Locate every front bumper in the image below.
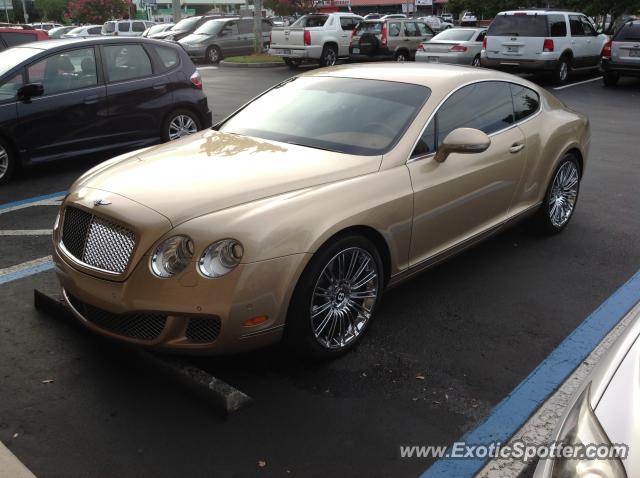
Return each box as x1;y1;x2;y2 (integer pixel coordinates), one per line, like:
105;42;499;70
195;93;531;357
53;243;310;355
181;43;207;59
601;58;640;76
481;56;557;72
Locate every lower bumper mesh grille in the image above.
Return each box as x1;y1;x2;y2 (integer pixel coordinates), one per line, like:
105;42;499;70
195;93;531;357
66;293;167;341
186;317;221;343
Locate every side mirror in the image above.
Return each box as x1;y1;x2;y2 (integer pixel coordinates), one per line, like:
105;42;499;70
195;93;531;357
17;83;44;103
434;127;491;163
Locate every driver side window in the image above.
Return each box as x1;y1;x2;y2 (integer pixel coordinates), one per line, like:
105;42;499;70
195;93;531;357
0;72;24;103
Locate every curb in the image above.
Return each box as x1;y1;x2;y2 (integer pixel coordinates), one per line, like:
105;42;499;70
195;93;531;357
219;60;285;68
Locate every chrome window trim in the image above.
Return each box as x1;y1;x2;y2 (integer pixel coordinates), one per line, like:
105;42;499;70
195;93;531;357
406;78;542;164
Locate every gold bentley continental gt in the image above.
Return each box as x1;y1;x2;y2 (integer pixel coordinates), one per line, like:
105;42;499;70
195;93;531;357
52;64;589;358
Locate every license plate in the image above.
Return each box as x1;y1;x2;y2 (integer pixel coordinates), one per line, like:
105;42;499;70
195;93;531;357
507;46;518;53
352;48;360;54
630;49;640;57
427;56;439;62
273;49;291;55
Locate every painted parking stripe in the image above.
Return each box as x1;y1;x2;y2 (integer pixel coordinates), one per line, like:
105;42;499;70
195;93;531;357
0;191;66;212
553;76;602;90
0;441;36;478
421;268;640;478
0;230;53;236
0;256;54;285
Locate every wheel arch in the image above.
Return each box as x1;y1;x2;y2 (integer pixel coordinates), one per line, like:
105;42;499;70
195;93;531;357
162;103;206;133
323;41;339;52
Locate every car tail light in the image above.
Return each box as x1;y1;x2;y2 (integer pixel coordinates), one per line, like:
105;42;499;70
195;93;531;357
381;24;388;46
602;39;612;59
449;44;467;52
190;71;202;89
543;38;554;52
303;29;311;46
417;43;425;52
482;37;487;49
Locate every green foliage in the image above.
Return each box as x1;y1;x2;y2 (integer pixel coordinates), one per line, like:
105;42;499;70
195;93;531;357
35;0;68;21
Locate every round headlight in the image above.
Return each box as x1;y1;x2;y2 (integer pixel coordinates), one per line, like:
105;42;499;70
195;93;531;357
198;239;243;278
150;235;194;278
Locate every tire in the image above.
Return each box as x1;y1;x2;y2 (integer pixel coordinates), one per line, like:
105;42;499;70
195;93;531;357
552;57;570;85
320;44;338;67
603;71;619;87
205;46;222;64
359;33;380;56
472;55;481;67
162;109;201;142
0;138;16;185
394;50;409;62
529;153;581;234
284;234;384;359
284;57;302;69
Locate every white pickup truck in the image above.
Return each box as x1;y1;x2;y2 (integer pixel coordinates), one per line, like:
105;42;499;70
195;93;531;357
269;12;363;67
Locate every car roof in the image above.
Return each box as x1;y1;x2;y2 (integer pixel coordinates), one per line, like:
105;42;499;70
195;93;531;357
11;36;181;51
300;63;534;99
499;10;583;15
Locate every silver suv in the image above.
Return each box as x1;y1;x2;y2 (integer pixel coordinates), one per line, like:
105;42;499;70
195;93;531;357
481;10;608;84
601;20;640;86
349;19;434;62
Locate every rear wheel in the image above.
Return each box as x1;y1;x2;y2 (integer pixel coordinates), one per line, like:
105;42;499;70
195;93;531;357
206;46;222;64
162;109;201;142
472;55;481;67
603;71;619;87
0;139;16;185
394;50;409;62
320;44;338;67
284;57;302;69
284;234;384;359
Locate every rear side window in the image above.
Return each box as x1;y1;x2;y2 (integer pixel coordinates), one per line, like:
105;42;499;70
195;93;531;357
1;32;37;46
132;22;146;32
88;27;101;35
416;23;432;36
238;19;253;34
340;17;356;31
510;84;540;121
152;45;179;70
291;15;328;28
404;22;419;37
118;21;131;33
548;15;567;37
488;14;548;37
569;16;584;36
356;22;382;34
104;44;152;82
388;22;401;37
615;23;640;41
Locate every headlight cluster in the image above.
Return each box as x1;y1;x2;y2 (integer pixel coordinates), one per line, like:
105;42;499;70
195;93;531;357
150;236;243;279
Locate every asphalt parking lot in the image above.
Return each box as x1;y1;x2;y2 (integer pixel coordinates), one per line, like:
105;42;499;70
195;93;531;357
1;65;639;478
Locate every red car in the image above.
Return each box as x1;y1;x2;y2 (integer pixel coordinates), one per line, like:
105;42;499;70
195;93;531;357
0;25;48;51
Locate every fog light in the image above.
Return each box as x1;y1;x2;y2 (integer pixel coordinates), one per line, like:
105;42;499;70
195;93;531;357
243;315;268;327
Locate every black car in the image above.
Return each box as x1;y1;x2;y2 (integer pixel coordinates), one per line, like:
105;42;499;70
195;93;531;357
0;37;212;184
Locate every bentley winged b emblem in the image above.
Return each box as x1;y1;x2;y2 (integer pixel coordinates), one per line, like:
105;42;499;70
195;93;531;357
93;199;112;207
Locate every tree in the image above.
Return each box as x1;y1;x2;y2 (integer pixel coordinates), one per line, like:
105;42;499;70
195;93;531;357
67;0;128;24
35;0;67;21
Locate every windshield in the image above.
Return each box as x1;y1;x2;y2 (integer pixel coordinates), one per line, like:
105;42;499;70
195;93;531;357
194;20;224;35
433;29;476;41
67;27;84;35
172;16;201;31
102;21;115;33
488;14;549;37
0;47;40;77
148;24;170;35
615;23;640;41
291;15;329;28
220;77;431;156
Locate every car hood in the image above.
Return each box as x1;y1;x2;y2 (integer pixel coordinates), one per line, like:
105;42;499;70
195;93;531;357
75;130;382;226
151;29;184;39
180;33;208;43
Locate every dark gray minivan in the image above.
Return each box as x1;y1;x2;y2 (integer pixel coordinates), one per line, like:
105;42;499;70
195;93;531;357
179;18;272;63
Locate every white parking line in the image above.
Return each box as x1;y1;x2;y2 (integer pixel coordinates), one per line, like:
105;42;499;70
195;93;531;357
0;256;54;285
0;197;63;215
553;76;602;90
0;230;53;236
197;66;219;70
0;441;37;478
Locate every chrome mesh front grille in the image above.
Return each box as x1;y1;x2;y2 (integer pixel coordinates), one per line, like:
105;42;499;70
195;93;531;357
66;293;167;341
185;317;222;343
61;206;136;274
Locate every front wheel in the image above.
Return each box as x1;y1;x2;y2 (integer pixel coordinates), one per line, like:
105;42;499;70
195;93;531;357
529;154;581;234
552;57;570;85
162;110;201;142
206;46;222;64
603;71;619;87
0;139;16;185
284;234;384;359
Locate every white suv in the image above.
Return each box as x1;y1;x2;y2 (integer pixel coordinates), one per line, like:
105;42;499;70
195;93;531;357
481;10;608;84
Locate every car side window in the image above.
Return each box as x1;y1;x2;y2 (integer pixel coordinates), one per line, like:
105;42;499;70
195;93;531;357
569;15;584;36
132;22;145;32
0;72;23;103
340;17;353;31
118;21;131;32
388;22;401;37
104;44;152;82
404;22;418;37
416;22;430;37
412;117;436;158
152;45;179;71
580;16;596;36
27;48;97;95
222;22;239;36
476;31;486;42
548;15;567;37
238;20;253;34
88;27;101;35
435;81;514;148
510;84;540;121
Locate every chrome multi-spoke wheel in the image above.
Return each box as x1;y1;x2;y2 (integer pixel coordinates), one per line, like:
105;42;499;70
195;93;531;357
321;46;337;67
168;114;198;141
548;160;579;227
0;145;8;180
0;140;15;185
310;247;380;350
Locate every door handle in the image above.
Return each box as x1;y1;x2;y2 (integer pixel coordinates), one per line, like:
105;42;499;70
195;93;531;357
509;143;525;153
83;95;100;104
152;83;168;91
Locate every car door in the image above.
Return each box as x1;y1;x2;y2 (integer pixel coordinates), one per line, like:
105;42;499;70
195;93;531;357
238;19;256;55
102;43;173;145
406;81;527;267
579;16;603;66
568;15;588;66
338;17;356;55
217;21;243;57
14;46;110;162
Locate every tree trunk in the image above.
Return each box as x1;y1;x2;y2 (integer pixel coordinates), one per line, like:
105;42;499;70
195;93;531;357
254;0;263;54
172;0;181;23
